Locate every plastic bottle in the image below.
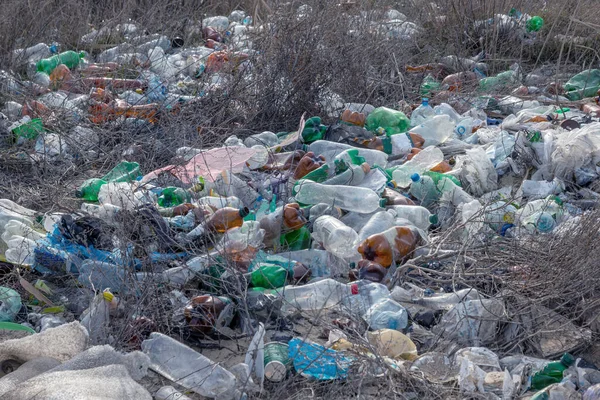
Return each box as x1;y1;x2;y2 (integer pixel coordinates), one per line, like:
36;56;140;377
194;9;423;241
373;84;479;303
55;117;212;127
323;163;370;186
5;237;37;265
1;220;45;244
155;386;192;400
14;43;51;62
36;50;85;74
308;141;388;168
213;170;260;208
157;187;191;208
142;332;237;399
333;148;388;169
530;353;575;391
357;211;396;243
97;182;142;210
409;174;439;209
80;290;116;344
433;103;463;123
78;260;128;293
80;203;121;221
196;196;242;210
186;206;250;240
410;98;435;127
391;146;444;187
408;115;454;146
357;226;421;267
294;180;384;213
312;215;359;260
381;188;415;206
0;287;22;322
279;278;373;313
387;205;437;230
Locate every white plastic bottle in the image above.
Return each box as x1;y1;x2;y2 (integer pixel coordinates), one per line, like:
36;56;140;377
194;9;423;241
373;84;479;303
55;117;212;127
392;146;444;187
142;333;238;399
312;216;359;260
294;180;383;213
387;205;437;230
1;220;45;244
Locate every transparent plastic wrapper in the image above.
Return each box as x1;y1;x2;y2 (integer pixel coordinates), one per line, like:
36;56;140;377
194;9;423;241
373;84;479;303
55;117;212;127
434;298;506;346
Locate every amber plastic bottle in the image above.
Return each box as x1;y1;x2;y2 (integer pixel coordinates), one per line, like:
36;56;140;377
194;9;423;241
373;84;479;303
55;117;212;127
357;226;421;268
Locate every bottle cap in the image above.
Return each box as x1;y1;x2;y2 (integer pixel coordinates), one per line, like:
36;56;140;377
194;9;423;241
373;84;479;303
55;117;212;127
350;283;358;295
422;98;429;105
239;207;250;218
429;214;439;225
103;290;114;302
379;198;387;208
346;149;366;166
410;173;421;182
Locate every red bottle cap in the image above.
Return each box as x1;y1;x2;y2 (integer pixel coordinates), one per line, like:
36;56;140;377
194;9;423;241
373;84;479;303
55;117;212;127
351;283;358;295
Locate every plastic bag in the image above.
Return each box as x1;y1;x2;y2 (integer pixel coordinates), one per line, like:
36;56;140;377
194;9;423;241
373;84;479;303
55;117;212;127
458;147;498;196
458;357;486;393
564;69;600;100
435;298;505;346
365;107;410;135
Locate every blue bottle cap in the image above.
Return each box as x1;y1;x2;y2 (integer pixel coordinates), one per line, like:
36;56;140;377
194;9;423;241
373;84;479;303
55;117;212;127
410;173;420;182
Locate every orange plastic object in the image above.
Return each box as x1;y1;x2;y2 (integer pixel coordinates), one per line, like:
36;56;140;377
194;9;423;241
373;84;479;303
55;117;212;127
357;226;421;268
441;72;478;91
282;203;307;230
431;160;452;173
341;109;366;126
293;151;326;179
89;101;159;124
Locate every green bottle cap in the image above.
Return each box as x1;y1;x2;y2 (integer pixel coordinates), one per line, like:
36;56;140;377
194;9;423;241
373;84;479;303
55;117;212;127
239;207;250;218
429;214;439;225
378;198;387;208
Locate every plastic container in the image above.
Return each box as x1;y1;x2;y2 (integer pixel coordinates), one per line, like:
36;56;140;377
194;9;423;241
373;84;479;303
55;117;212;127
312;215;359;260
142;332;237;399
410;98;435;127
409;174;439;209
392;146;444;187
294;180;383;213
387;205;437;230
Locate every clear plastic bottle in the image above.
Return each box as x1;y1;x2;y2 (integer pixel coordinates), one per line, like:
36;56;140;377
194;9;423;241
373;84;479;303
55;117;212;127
387;205;437;230
307;141;388;167
155;386;192;400
334;148;388;168
392;146;444;187
312;215;359;260
323;163;370;186
433;103;462;123
410;98;435;127
357;210;396;243
409;115;454;146
142;332;238;399
409;174;439;209
294;180;383;213
5;236;37;265
0;287;22;322
213;170;260;208
196;196;243;209
80;203;121;221
80;290;116;344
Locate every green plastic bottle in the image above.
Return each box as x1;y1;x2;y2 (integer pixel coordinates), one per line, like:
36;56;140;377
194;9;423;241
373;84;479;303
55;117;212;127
76;161;140;201
365;107;410;136
249;264;288;289
526;16;544;32
530;353;575;391
479;70;518;91
420;74;441;96
101;161;140;183
302;117;327;143
76;178;107;202
157;187;191;207
36;50;86;74
279;225;311;251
